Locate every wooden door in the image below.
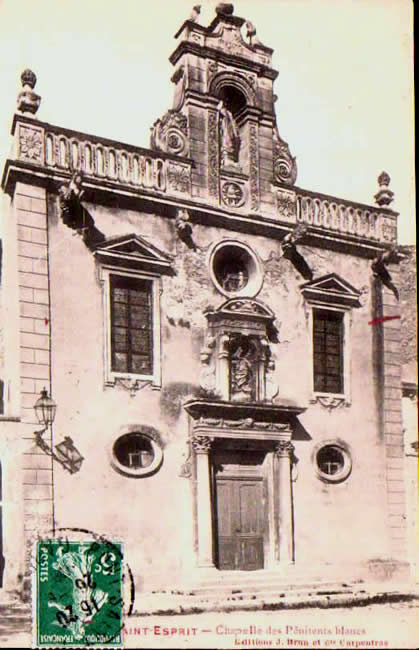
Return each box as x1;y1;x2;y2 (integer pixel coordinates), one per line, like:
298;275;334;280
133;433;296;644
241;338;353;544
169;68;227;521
216;477;264;570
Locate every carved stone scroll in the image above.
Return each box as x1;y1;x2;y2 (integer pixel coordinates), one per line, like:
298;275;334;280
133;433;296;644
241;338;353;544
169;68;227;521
192;436;213;454
274;440;294;458
273;126;297;186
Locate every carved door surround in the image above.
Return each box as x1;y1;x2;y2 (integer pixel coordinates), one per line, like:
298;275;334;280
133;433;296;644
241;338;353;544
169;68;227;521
185;399;305;571
200;297;279;403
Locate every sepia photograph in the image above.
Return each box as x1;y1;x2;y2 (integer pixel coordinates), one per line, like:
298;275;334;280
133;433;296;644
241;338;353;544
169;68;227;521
0;0;416;648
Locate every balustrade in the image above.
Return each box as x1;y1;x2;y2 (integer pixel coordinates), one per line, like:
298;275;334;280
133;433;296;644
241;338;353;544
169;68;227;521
15;119;191;197
13;116;396;244
43;131;173;192
294;192;396;244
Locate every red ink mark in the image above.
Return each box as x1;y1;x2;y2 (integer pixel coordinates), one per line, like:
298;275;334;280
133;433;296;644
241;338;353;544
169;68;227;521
368;315;400;326
44;318;49;325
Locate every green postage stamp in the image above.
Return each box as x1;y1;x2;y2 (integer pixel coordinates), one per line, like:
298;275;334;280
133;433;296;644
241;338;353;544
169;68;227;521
34;539;123;647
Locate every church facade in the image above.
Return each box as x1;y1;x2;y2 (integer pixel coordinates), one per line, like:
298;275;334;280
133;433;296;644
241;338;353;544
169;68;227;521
0;3;412;599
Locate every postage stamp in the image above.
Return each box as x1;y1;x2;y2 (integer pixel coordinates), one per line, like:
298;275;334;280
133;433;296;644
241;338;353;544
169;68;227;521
34;539;123;648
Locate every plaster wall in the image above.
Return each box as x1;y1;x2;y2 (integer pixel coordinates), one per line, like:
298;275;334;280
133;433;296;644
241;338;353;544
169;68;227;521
46;198;395;588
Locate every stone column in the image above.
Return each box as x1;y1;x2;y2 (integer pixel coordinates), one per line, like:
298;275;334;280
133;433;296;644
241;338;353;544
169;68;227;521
275;440;294;564
217;333;230;400
192;436;215;568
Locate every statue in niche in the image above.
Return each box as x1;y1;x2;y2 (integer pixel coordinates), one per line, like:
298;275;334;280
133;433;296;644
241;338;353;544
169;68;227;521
218;100;241;167
220;263;248;293
230;337;257;402
216;253;249;293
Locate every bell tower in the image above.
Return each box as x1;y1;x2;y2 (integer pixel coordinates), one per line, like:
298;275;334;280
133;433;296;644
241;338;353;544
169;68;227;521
150;2;297;215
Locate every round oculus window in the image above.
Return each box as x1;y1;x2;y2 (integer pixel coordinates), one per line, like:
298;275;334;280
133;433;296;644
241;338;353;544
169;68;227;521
314;443;352;483
111;432;163;478
210;241;263;297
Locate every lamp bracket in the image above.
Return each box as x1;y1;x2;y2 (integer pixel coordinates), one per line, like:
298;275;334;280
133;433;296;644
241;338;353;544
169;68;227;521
34;429;84;474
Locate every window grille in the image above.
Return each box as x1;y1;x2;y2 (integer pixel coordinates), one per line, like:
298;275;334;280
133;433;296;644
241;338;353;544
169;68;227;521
313;309;344;394
110;275;153;376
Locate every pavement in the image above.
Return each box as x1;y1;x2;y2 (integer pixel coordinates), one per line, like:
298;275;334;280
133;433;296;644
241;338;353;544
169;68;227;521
0;595;418;649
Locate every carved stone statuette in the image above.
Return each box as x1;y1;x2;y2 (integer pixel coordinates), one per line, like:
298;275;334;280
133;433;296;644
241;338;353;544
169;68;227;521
281;224;313;280
371;246;400;300
199;335;216;394
58;172;85;228
265;357;279;402
17;69;41;115
179;440;193;478
218;100;241;169
175;208;197;250
57;174;104;248
230;336;257;402
189;5;201;22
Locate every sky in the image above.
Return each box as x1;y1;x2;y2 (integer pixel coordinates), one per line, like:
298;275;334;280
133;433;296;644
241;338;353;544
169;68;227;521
0;0;415;243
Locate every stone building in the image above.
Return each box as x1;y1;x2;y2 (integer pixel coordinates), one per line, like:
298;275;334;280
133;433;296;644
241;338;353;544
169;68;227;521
0;3;415;601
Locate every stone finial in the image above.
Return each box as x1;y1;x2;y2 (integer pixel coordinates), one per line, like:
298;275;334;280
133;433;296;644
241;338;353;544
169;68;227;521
21;69;37;89
216;3;234;15
189;4;201;22
378;171;390;187
17;68;41;115
374;171;394;207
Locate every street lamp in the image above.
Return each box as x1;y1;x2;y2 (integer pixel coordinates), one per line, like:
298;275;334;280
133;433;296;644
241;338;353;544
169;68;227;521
33;389;84;474
34;388;57;431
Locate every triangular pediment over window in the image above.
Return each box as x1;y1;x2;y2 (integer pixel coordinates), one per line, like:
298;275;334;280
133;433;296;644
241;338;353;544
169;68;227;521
300;273;361;307
93;233;173;274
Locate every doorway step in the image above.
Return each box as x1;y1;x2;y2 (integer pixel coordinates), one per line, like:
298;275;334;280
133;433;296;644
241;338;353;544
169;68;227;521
0;598;31;638
133;574;418;615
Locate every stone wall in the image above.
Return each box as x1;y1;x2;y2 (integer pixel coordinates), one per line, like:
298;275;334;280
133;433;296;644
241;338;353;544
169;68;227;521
41;194;399;588
14;182;54;587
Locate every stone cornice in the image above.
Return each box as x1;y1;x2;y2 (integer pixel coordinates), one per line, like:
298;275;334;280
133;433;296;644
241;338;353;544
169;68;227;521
1;159;398;261
169;41;278;80
184;399;306;422
1;114;400;258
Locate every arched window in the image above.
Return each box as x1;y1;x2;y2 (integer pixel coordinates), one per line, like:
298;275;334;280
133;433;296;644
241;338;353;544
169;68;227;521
218;85;247;120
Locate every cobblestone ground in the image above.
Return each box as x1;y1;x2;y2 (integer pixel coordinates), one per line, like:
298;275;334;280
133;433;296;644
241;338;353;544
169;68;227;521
0;600;418;649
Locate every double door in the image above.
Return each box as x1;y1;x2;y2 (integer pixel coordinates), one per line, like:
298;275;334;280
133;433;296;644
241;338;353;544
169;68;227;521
215;476;265;571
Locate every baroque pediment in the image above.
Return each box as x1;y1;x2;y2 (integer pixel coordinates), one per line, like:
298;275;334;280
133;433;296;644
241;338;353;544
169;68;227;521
300;273;361;307
93;233;173;274
214;297;274;319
